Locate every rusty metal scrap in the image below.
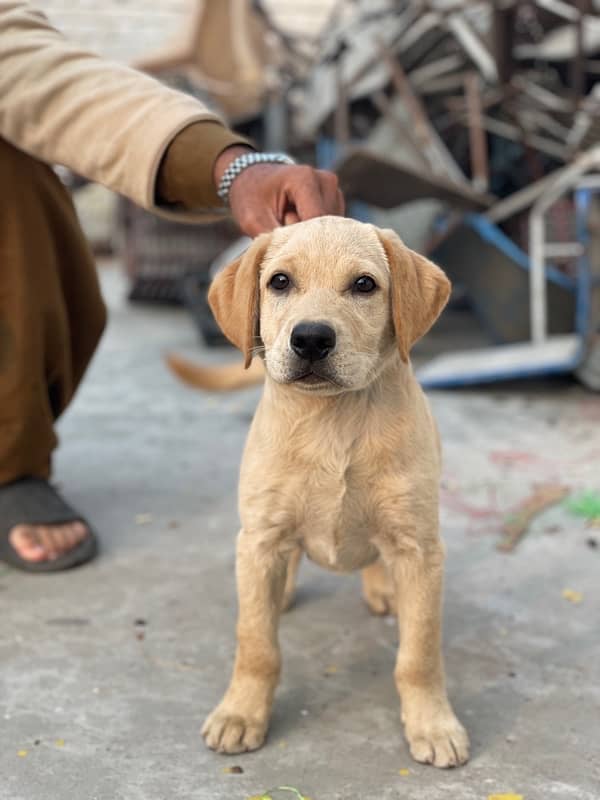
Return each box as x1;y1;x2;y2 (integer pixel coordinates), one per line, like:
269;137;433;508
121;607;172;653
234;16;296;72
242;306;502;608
286;0;600;219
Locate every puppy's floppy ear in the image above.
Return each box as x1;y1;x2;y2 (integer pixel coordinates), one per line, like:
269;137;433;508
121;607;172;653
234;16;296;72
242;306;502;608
208;233;272;368
375;227;451;363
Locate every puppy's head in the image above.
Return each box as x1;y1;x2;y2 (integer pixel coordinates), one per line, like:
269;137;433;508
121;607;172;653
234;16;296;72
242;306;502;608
208;217;450;394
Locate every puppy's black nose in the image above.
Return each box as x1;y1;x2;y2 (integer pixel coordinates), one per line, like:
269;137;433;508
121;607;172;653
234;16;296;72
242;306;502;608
290;322;336;362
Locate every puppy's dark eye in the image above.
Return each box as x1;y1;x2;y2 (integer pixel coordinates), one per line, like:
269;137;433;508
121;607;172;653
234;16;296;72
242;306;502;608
269;273;290;291
353;275;377;294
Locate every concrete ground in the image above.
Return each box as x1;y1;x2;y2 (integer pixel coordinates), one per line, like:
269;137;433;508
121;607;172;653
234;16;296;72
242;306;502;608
1;263;599;800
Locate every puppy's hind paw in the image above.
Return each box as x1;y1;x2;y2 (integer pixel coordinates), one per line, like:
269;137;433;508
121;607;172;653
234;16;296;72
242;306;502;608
361;561;397;616
363;586;397;616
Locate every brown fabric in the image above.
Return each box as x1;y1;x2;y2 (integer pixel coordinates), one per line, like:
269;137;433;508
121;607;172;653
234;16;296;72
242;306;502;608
0;1;227;221
157;121;251;210
0;137;106;483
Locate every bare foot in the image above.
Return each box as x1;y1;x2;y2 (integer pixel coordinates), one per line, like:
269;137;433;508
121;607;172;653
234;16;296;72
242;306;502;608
9;522;88;562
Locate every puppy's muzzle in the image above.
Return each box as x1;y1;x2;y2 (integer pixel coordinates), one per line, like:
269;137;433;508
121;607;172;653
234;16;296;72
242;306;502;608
290;322;336;363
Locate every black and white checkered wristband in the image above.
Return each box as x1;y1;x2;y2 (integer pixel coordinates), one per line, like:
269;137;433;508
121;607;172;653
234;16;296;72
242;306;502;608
216;152;296;205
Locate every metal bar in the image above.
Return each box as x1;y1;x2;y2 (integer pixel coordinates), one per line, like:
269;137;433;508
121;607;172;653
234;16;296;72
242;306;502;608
576;175;600;189
377;39;468;185
518;108;572;141
334;53;350;153
464;71;489;192
583;190;600;343
416;72;471;95
511;76;574;114
528;149;600;343
452;113;569;160
446;13;498;82
370;92;431;173
544;243;585;258
444;86;506;113
529;211;548;344
574;186;593;339
534;0;581;22
410;54;465;89
492;3;517;84
571;0;586;108
533;148;600;216
487;158;600;224
476;115;570;160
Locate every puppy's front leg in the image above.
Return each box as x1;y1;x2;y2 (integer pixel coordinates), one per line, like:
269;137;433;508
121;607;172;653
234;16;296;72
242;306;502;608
386;538;469;768
202;528;286;755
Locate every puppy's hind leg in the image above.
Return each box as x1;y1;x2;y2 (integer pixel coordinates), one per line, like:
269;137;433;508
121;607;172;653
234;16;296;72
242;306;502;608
202;529;287;755
281;546;302;612
361;558;396;616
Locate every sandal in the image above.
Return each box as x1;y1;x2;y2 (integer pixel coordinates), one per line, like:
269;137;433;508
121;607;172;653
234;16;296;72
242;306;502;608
0;477;98;572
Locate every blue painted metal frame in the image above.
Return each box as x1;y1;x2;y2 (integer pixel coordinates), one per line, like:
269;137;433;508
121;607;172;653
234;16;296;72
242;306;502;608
462;213;576;292
429;212;577;346
419;188;599;388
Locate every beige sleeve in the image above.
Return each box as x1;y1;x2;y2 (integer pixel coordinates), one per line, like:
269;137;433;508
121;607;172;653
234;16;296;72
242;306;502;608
0;1;231;217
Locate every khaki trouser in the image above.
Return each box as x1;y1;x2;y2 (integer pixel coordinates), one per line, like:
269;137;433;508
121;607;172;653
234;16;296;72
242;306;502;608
0;137;106;483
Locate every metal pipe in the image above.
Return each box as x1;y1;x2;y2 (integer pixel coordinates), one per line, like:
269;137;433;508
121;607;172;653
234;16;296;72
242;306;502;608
529;211;547;344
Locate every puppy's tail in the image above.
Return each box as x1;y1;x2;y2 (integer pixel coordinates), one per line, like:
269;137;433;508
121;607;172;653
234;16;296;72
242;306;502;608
165;353;265;392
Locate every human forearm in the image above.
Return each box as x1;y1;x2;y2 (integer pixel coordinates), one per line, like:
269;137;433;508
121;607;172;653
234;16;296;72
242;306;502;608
0;1;221;209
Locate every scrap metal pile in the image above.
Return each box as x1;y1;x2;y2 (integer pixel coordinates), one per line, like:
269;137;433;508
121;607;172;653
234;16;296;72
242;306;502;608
256;0;599;361
282;0;600;231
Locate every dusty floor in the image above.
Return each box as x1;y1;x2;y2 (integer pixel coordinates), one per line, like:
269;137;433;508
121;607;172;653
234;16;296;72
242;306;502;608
1;264;599;800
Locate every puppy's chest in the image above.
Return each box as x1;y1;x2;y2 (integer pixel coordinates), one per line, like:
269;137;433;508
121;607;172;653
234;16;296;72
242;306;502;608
295;465;380;572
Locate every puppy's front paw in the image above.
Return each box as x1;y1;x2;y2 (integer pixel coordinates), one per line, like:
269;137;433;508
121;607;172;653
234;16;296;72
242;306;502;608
202;706;268;754
404;708;469;768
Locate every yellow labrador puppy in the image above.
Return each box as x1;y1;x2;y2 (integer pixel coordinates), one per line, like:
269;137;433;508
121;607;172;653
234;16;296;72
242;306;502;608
197;216;469;768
